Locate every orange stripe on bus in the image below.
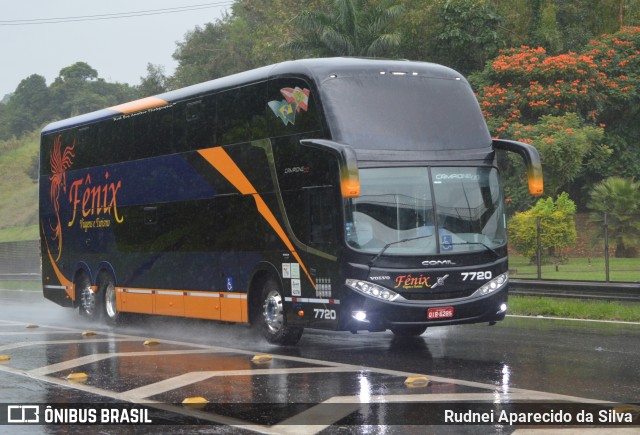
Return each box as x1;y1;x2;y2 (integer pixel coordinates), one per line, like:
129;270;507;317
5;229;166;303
109;96;168;115
197;147;316;288
42;227;74;300
116;287;247;322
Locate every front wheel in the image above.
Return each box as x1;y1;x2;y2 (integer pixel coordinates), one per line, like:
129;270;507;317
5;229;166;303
390;325;427;337
258;280;303;345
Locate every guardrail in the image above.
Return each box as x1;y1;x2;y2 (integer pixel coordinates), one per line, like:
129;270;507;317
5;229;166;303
1;273;637;302
510;278;640;302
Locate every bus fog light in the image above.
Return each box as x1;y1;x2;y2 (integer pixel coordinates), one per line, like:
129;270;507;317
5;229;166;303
352;311;367;321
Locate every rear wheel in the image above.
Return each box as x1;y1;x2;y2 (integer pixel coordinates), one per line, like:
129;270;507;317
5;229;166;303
390;325;427;337
259;279;303;345
77;273;100;320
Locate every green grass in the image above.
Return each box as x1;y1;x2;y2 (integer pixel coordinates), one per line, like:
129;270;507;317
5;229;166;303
0;225;38;242
0;280;41;291
0;132;39;243
509;255;640;282
508;295;640;322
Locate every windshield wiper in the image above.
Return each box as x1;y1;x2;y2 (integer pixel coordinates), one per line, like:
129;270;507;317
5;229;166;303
369;234;434;268
447;241;500;259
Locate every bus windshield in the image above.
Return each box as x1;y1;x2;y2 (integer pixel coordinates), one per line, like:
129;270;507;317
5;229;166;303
345;167;506;256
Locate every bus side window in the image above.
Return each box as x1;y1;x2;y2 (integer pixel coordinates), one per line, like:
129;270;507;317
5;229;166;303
133;109;173;159
186;100;202;122
73;126;98;169
100;118;133;164
307;185;337;246
185;96;216;151
217;83;269;145
267;78;323;137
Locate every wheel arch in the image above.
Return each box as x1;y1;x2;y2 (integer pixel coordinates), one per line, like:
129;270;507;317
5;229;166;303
72;262;93;305
95;262;117;288
247;262;283;325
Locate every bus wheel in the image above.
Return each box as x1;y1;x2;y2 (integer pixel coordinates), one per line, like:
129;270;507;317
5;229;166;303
390;325;427;337
259;280;303;345
99;275;121;325
77;273;99;320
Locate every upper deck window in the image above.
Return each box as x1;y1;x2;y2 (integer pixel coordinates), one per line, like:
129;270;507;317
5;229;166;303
320;72;491;151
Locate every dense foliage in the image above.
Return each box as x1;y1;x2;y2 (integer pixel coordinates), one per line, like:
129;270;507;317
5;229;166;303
588;177;640;257
473;25;640;211
1;0;640;249
0;62;138;140
508;192;577;263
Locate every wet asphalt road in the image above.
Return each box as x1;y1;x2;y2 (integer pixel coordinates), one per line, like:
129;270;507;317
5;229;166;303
0;287;639;433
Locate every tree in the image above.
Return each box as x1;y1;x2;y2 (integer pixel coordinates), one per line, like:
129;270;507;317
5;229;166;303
430;0;505;74
586;27;640;178
139;63;168;96
49;62;138;118
283;0;405;57
502;113;609;201
2;74;50;137
58;62;98;82
171;1;327;88
473;26;640;210
588;177;640;257
508;192;577;263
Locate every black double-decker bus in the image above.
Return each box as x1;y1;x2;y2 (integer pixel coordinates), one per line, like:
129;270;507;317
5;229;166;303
40;58;542;344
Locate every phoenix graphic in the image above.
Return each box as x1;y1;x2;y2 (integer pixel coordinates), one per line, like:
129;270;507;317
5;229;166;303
49;135;75;261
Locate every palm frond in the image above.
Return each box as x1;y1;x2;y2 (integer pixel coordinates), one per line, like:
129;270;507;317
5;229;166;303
322;27;355;56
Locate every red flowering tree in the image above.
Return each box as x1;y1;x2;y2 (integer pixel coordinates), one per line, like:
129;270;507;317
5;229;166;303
472;26;640;210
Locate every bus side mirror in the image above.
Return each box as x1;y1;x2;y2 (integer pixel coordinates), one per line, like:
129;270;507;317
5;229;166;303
493;139;544;196
300;139;360;198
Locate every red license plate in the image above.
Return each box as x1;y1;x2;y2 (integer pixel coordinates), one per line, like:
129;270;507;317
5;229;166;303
427;307;454;320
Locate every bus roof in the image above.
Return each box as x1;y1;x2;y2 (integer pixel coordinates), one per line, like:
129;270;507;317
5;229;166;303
41;57;466;135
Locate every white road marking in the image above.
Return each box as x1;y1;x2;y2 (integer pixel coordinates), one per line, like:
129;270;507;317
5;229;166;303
0;320;628;434
122;367;359;400
507;314;640;326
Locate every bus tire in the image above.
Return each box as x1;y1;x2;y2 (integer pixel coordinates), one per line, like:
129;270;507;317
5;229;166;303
259;279;303;345
77;272;100;320
99;273;122;326
390;325;427;337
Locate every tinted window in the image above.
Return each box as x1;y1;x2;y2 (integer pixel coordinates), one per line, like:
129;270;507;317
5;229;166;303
267;78;323;138
321;73;491;150
185;96;216;150
274;138;340;249
132;107;174;158
217;82;269;145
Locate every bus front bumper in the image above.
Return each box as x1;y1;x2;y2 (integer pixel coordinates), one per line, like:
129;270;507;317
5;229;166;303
341;285;508;332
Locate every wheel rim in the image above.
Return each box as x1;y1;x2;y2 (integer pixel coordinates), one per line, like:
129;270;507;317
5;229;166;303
105;282;117;319
80;284;95;315
263;289;284;334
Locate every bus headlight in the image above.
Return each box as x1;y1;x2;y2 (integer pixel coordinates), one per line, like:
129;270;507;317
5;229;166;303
345;279;403;302
471;273;508;297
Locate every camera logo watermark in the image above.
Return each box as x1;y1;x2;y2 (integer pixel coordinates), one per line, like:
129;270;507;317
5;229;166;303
7;405;40;423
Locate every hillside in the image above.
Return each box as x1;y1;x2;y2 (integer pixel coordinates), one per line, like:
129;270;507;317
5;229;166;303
0;131;40;242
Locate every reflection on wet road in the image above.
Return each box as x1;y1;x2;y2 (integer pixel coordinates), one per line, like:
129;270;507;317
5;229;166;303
0;289;639;433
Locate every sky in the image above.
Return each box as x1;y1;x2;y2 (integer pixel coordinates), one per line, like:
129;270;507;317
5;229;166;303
1;1;233;98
